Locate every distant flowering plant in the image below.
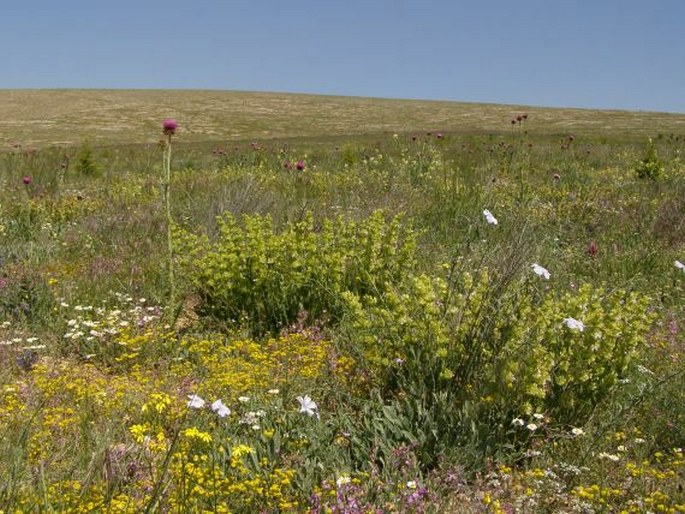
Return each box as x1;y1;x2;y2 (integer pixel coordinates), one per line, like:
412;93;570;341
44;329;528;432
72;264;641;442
22;176;32;185
675;260;685;271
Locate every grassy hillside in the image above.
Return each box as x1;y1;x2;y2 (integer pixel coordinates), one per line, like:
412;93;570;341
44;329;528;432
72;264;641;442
0;90;683;512
1;89;685;150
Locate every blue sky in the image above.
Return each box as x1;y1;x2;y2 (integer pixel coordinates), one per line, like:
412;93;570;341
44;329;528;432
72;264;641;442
3;0;684;113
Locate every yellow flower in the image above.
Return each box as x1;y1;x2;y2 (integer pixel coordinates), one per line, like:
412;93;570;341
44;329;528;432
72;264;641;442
182;427;212;443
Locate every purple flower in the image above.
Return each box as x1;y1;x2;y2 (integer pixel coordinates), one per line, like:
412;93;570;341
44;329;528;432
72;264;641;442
163;118;178;135
22;176;32;185
296;160;305;171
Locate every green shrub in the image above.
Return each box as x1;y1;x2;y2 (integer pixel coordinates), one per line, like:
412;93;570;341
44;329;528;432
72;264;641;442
635;138;664;179
177;210;417;335
75;142;101;177
338;268;655;466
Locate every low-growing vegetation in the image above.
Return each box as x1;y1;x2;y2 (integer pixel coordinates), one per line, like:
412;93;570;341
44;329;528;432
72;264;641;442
0;96;684;512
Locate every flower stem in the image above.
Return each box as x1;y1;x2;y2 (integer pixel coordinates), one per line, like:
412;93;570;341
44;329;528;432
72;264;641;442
163;134;175;315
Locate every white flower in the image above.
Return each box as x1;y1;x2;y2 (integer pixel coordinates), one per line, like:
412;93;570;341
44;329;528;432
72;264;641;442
406;480;417;489
336;475;351;487
571;427;585;436
267;389;280;395
526;423;538;431
531;263;551;280
512;418;525;426
187;394;206;409
598;452;620;462
675;260;685;271
237;396;250;403
563;317;585;332
483;209;498;225
297;395;319;417
533;413;545;420
637;365;654;375
211;399;231;418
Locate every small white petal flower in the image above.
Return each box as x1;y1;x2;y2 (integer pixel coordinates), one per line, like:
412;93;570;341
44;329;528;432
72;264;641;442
187;394;206;409
526;423;538;431
512;418;525;426
267;389;280;395
211;399;231;418
533;413;545;420
675;260;685;271
571;427;585;436
297;395;319;417
598;452;620;462
406;481;417;489
531;263;551;280
483;209;498;225
336;475;351;487
237;396;250;403
563;317;585;332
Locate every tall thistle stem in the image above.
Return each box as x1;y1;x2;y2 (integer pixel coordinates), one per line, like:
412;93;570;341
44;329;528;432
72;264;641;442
162;119;178;316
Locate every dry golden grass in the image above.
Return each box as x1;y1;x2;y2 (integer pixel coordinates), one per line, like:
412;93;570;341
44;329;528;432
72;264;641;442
1;89;684;150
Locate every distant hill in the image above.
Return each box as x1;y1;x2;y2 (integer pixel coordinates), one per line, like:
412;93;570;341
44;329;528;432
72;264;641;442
1;89;684;150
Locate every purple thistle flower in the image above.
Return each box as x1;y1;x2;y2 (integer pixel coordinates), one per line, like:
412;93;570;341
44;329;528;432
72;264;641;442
296;160;306;171
163;118;178;135
587;241;598;257
22;176;32;185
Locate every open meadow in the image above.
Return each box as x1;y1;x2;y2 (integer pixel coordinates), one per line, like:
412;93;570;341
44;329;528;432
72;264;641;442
0;90;684;512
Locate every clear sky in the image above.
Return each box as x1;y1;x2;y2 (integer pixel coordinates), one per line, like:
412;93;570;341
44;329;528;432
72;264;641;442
3;0;684;113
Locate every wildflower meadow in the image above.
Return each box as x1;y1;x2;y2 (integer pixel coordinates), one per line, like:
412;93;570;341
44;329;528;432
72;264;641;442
0;91;684;512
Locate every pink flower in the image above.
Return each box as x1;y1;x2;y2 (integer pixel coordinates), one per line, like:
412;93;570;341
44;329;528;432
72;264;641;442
163;118;178;135
296;160;305;171
22;176;32;185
